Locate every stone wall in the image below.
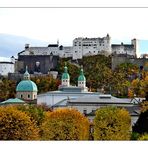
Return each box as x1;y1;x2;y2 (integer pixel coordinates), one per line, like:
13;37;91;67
112;55;148;70
17;55;59;74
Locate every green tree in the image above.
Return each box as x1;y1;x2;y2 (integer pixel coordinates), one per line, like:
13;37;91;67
93;106;131;140
0;106;39;140
40;108;90;140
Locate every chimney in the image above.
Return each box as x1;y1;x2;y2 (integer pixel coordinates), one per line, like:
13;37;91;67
25;44;30;49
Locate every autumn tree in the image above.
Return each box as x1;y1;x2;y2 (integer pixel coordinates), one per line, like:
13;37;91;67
31;74;60;93
0;106;39;140
17;104;50;126
93;106;131;140
0;78;16;100
40;108;90;140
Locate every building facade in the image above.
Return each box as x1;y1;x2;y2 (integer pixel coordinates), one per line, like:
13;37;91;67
112;39;139;58
72;34;111;59
0;56;16;76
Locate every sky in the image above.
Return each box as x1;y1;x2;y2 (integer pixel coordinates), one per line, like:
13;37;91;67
0;0;148;59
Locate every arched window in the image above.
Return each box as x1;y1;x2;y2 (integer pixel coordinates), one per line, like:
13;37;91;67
28;94;30;98
20;94;23;98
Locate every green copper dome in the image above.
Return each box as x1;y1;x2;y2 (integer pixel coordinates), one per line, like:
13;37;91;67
16;65;38;92
62;64;70;80
78;67;86;81
16;80;38;92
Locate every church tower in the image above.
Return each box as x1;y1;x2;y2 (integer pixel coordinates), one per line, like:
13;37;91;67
61;63;70;87
78;66;86;88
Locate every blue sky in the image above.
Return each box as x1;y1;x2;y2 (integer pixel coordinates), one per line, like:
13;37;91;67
139;40;148;54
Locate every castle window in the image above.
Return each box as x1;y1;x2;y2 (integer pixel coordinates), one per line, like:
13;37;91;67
83;109;87;115
28;94;30;98
20;94;23;98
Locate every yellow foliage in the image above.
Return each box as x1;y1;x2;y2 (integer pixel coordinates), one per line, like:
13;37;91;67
0;106;40;140
138;133;148;140
141;101;148;113
128;89;134;98
40;108;90;140
93;106;131;140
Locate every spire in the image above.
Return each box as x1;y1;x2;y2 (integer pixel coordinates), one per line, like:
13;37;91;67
64;62;68;73
23;66;30;80
80;65;84;75
61;62;70;86
78;65;86;82
78;65;86;88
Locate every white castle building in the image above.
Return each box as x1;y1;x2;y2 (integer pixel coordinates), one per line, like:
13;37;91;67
19;34;139;60
0;56;15;76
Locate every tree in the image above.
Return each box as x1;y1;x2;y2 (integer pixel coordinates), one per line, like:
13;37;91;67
0;106;39;140
93;106;131;140
40;108;90;140
17;104;50;126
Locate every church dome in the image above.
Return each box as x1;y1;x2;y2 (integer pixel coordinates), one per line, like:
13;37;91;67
62;65;70;79
78;67;86;81
16;66;38;92
16;80;38;92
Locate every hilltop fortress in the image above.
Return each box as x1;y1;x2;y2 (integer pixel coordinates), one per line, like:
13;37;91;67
19;34;139;60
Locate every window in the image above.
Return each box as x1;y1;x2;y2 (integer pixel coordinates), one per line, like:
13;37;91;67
83;109;87;115
28;94;30;98
82;82;83;84
20;94;23;98
34;95;36;99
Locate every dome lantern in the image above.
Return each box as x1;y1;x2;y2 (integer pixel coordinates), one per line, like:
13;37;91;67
61;62;70;86
23;66;30;80
78;66;86;88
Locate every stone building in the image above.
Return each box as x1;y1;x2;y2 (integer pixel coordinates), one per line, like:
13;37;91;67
72;34;111;59
16;34;139;63
16;53;59;74
0;56;16;76
112;39;139;58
